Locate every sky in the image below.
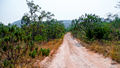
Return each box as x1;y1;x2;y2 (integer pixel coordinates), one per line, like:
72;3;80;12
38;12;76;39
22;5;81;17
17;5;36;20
0;0;120;25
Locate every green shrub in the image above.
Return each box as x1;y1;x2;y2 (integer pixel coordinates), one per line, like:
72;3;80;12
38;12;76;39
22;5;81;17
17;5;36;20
28;41;34;50
40;48;50;56
92;26;110;40
34;35;43;41
29;50;37;58
10;64;14;68
4;36;10;42
3;59;10;67
16;45;20;50
85;29;94;40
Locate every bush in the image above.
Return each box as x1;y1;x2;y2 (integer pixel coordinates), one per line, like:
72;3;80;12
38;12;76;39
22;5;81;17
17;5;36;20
3;59;10;67
40;48;50;56
85;29;94;40
92;25;110;40
28;41;34;50
71;18;111;41
29;50;37;58
34;35;43;41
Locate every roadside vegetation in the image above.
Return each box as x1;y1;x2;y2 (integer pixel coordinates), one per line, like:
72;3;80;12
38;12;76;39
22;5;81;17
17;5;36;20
70;13;120;63
0;0;65;68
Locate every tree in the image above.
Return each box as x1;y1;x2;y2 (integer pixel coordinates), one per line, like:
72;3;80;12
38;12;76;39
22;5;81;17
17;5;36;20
21;13;30;25
21;0;54;25
26;0;40;21
115;2;120;8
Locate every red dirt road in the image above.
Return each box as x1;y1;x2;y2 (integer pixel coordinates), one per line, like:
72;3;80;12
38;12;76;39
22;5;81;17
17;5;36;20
40;33;120;68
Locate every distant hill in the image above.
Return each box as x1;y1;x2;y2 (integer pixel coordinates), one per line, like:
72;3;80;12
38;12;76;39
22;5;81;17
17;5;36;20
12;20;21;27
12;20;72;28
59;20;72;28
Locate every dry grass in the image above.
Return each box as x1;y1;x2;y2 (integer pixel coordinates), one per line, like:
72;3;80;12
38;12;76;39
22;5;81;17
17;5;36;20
39;39;63;54
79;40;120;63
15;38;63;68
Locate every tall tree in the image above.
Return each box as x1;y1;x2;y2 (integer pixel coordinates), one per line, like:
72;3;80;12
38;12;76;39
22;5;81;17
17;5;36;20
21;0;54;25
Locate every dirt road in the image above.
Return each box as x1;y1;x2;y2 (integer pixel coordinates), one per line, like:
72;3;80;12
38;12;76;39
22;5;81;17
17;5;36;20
40;33;120;68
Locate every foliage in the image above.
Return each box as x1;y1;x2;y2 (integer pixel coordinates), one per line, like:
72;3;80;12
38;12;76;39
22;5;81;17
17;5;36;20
3;59;10;67
40;48;50;56
0;19;65;67
0;0;65;67
70;14;120;41
29;49;37;58
21;0;54;25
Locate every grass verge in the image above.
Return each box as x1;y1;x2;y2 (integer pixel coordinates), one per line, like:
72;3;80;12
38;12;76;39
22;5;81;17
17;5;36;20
15;38;63;68
78;39;120;63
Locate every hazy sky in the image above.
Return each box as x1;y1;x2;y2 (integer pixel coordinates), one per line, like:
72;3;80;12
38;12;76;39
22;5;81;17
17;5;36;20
0;0;120;25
